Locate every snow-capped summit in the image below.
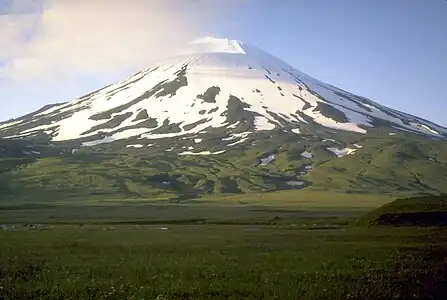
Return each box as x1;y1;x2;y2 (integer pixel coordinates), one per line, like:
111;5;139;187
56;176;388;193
177;36;249;55
0;37;446;149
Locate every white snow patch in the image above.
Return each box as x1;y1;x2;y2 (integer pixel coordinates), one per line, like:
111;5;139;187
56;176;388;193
126;144;144;148
353;144;362;149
0;119;23;130
233;132;251;138
227;138;248;147
194;138;202;144
22;150;40;155
140;131;187;140
20;124;57;134
82;128;149;146
389;133;397;136
227;121;240;129
300;151;312;159
286;181;305;186
178;37;248;56
254;116;275;131
327;147;357;158
2;131;35;139
304;165;313;170
179;150;226;156
409;122;440;135
260;154;276;165
82;137;115;147
212;150;226;155
428;157;435;162
291;128;301;134
224;132;251;143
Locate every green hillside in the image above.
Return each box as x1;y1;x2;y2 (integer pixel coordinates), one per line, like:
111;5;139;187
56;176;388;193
358;194;447;226
1;128;446;203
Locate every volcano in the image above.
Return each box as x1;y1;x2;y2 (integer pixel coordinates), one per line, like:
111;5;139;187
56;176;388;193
1;37;446;200
0;37;445;149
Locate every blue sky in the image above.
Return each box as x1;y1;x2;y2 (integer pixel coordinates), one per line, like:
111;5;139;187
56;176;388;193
1;0;446;126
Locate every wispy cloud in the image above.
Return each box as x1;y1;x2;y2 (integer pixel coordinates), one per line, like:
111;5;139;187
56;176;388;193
0;0;242;86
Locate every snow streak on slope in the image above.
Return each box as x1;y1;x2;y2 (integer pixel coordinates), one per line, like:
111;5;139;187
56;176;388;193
0;37;446;149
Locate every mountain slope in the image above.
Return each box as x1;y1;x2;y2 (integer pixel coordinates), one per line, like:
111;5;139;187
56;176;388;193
0;37;446;202
0;37;445;147
1;129;446;202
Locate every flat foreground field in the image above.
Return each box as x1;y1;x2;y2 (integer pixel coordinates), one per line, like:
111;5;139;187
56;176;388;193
1;219;447;299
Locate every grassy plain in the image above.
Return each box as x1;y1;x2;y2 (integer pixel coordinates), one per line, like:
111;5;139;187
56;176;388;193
1;195;447;300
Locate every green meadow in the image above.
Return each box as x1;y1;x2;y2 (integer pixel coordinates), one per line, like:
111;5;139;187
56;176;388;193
1;194;446;299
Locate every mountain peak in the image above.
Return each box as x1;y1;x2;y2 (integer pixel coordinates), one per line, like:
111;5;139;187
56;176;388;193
0;37;446;146
184;36;248;55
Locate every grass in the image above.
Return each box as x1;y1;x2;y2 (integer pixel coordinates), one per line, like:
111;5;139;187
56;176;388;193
358;194;447;226
0;204;358;225
198;190;393;208
1;197;447;299
1;224;446;299
0;190;392;224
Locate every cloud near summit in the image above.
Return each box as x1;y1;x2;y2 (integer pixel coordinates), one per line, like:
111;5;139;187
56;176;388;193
0;0;243;85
